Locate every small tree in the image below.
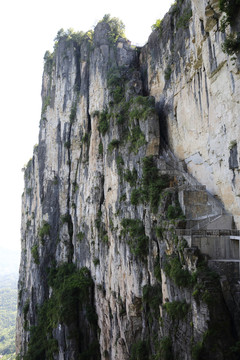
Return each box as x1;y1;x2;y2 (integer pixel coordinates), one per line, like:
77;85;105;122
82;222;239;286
100;14;126;43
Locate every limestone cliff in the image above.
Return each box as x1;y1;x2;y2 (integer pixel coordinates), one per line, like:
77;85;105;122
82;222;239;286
17;2;240;359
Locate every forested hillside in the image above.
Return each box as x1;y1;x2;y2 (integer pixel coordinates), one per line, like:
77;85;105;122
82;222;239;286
0;248;19;358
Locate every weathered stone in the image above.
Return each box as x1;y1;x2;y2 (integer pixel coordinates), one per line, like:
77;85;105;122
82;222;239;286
16;4;240;360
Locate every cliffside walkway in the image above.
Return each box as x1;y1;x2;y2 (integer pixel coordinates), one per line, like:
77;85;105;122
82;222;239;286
176;228;240;277
176;229;240;237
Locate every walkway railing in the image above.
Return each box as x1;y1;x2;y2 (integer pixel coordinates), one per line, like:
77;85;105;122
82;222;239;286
176;229;240;237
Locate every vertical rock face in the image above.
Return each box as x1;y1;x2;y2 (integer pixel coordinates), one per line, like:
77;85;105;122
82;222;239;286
141;0;240;226
17;3;240;360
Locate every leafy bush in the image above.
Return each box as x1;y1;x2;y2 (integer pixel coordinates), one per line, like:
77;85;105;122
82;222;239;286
108;139;120;153
222;32;240;54
112;86;124;103
164;256;193;287
100;14;126;43
98;141;103;155
54;28;86;45
164;65;172;80
61;213;71;224
130;96;156;121
192;341;204;360
219;0;240;30
38;221;50;242
158;337;173;360
163;300;189;320
82;133;90;143
69;102;77;123
93;258;100;266
95;210;109;244
124;168;138;187
107;67;127;105
167;202;184;220
31;245;39;265
98;109;110;135
142;283;162;311
156;226;164;239
151;19;162;32
41;95;51;114
77;232;84;242
121;218;149;259
130;188;142;206
23;264;100;360
127;126;146;154
127;157;170;212
176;8;192;29
130;340;149;360
116;155;124;176
142;156;170;213
43;51;54;74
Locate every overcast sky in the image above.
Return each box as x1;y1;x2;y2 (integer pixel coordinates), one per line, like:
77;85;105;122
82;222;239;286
0;0;173;253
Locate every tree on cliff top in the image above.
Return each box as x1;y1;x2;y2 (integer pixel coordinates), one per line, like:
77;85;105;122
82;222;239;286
99;14;126;43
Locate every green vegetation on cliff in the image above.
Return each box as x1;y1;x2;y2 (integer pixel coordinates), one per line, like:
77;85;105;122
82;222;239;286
22;264;100;360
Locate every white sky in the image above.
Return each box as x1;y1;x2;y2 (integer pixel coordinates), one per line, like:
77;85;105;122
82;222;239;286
0;0;173;252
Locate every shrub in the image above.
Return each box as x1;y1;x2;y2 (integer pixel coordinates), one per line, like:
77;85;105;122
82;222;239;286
82;133;90;143
61;213;71;224
69;102;77;123
154;255;162;282
130;96;156;121
167;202;184;220
64;141;71;149
192;341;204;360
120;194;127;202
142;156;170;213
98;141;103;155
31;245;40;265
121;218;149;259
158;337;173;360
130;340;149;360
176;8;192;29
222;32;240;54
93;258;100;266
163;256;193;287
163;301;189;320
42;95;51;114
107;67;122;88
116;155;124;176
108;139;120;153
100;14;126;43
98;109;109;135
43;51;54;74
164;65;172;80
128;126;146;154
26;188;32;195
219;0;240;30
151;19;162;32
38;221;50;242
112;86;124;103
156;226;164;239
95;210;109;244
77;232;84;242
47;264;94;324
124;168;138;187
142;283;162;311
131;188;142;206
23;264;100;360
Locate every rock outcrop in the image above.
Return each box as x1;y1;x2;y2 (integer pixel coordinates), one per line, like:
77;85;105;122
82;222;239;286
16;2;240;359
